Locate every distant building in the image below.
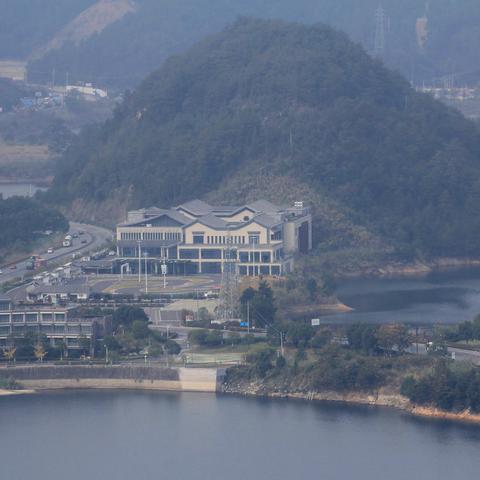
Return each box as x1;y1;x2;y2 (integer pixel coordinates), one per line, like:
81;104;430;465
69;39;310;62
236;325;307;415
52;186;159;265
26;283;91;305
116;199;312;276
0;299;111;351
66;84;108;98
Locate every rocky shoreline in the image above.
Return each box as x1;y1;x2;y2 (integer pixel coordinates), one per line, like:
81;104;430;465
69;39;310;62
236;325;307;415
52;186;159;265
222;383;480;425
340;257;480;279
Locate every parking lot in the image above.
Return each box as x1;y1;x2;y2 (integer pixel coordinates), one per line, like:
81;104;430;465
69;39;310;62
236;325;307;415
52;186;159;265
87;273;222;296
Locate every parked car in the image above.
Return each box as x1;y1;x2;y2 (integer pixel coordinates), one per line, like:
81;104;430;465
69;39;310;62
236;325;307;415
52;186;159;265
10;265;16;270
47;248;54;254
81;239;87;244
0;269;3;275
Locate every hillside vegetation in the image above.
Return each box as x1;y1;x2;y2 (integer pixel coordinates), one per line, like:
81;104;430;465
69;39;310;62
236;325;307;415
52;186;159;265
0;79;29;112
0;197;68;255
21;0;480;89
48;18;480;261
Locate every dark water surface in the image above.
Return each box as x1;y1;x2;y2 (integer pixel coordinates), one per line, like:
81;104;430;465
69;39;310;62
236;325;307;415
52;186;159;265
1;391;479;480
322;267;480;325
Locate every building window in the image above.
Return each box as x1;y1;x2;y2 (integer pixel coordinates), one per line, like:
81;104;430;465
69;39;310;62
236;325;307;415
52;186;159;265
26;313;38;323
271;230;282;241
202;262;222;274
261;252;271;263
248;266;259;276
179;249;200;259
250;252;260;263
260;266;270;275
249;234;260;245
225;249;237;260
271;266;281;275
243;216;250;221
201;249;222;259
193;235;204;244
239;252;249;263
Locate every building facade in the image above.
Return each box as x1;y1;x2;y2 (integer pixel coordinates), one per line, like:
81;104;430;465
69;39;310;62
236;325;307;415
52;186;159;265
116;199;312;276
0;298;110;351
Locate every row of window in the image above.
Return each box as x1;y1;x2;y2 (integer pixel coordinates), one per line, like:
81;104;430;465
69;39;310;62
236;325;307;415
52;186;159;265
193;234;261;245
177;249;277;263
0;325;92;336
238;265;281;276
120;231;182;241
121;230;281;244
0;313;68;323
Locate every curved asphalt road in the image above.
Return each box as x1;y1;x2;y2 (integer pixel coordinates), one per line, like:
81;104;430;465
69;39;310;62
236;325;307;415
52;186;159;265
0;222;113;286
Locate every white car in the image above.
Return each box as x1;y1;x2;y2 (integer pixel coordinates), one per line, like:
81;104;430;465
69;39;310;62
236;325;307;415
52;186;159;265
0;270;3;275
47;248;54;254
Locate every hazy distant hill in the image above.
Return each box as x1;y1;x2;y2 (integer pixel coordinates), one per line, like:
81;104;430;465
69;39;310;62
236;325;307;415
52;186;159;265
48;18;480;260
0;0;96;59
21;0;480;89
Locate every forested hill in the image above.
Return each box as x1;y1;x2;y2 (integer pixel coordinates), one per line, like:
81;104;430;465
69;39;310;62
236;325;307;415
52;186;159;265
23;0;480;89
49;18;480;259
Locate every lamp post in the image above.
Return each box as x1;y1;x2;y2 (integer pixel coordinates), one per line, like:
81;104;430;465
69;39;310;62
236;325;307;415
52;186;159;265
144;252;148;294
137;240;142;283
161;258;167;289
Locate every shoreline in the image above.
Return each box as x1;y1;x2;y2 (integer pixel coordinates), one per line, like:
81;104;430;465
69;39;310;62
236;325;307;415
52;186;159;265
0;388;35;396
221;385;480;425
338;257;480;280
2;379;480;426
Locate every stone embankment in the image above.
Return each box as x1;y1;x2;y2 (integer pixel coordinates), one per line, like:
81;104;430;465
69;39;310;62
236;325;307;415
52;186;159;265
0;365;223;393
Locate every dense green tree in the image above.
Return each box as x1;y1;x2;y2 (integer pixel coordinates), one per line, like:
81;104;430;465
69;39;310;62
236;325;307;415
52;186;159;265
347;324;379;354
112;306;149;332
401;361;480;413
0;197;68;251
376;324;411;355
131;320;150;340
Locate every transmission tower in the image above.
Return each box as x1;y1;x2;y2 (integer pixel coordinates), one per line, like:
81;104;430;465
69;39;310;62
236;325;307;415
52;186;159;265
217;229;240;323
374;3;388;59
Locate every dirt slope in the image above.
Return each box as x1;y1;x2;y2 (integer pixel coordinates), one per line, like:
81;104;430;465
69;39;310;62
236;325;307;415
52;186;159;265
31;0;137;60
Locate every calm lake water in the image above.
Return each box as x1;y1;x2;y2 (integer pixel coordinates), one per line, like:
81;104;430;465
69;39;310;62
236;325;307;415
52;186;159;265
0;391;479;480
322;267;480;325
0;182;46;198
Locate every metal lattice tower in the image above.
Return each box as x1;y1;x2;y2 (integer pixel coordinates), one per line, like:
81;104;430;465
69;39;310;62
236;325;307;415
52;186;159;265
217;229;240;322
374;4;387;58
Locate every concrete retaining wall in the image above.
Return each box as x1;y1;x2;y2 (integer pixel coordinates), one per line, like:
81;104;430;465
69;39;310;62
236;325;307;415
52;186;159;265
0;365;221;393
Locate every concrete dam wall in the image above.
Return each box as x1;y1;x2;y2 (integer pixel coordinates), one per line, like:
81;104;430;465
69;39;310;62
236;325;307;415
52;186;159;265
0;365;221;393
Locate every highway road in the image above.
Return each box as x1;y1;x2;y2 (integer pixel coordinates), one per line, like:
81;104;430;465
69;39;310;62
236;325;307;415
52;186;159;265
0;222;112;287
412;343;480;366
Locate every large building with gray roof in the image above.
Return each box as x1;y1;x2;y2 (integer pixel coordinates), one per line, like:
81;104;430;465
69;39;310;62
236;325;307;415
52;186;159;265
116;199;312;276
